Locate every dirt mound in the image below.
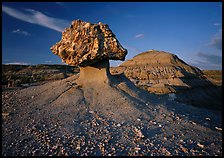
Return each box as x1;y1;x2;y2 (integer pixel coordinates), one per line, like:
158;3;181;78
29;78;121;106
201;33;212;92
111;50;222;110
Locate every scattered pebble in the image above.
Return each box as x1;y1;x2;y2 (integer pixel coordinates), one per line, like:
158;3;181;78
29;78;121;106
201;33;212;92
197;143;204;148
190;121;197;125
2;87;222;156
215;127;222;131
133;127;144;138
2;112;10;117
134;147;141;151
180;145;188;153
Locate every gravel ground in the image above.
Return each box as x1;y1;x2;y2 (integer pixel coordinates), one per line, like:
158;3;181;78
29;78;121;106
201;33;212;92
2;75;222;156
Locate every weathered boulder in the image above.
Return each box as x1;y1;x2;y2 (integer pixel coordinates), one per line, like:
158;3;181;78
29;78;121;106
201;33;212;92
50;20;127;66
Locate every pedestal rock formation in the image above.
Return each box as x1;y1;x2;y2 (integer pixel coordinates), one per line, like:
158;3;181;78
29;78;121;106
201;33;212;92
50;19;127;67
51;19;127;85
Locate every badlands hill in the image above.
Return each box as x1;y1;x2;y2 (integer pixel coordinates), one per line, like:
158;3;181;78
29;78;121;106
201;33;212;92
111;50;222;110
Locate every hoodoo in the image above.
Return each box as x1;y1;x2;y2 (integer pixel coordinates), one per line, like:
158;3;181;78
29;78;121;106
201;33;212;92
50;19;127;85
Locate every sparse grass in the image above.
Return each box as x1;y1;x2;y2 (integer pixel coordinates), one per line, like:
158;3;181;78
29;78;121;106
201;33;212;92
202;70;222;80
2;64;80;87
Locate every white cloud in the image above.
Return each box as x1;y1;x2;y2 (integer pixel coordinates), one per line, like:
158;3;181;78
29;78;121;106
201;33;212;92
56;2;64;6
4;62;30;65
55;2;68;9
213;23;221;26
209;31;222;50
2;5;70;32
45;60;52;63
123;44;141;54
135;33;144;39
12;29;31;36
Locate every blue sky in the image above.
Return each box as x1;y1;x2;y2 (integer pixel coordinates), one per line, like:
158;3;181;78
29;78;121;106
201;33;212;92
2;2;222;70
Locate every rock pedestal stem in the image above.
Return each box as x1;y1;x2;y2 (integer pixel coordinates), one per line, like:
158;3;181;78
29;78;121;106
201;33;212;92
78;60;111;85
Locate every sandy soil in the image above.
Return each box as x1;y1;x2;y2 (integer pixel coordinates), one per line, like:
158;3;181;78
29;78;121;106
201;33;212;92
2;73;222;156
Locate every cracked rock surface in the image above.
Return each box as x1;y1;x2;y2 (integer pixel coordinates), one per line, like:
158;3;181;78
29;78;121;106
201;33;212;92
50;20;127;66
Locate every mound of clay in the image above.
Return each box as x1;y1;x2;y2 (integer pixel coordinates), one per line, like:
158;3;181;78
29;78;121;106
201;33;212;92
111;50;212;94
50;20;127;66
111;50;221;110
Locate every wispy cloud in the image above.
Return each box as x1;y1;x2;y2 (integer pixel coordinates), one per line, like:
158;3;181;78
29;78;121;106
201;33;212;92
209;30;222;50
123;44;141;54
213;23;221;26
12;29;31;36
56;2;64;6
197;52;222;65
135;33;144;39
45;60;52;63
122;44;142;61
55;2;68;9
2;5;70;32
4;62;30;65
190;52;222;70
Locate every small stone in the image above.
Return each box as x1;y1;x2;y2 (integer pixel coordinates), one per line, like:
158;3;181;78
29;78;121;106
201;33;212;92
133;127;144;138
215;127;222;131
134;147;141;151
2;112;10;117
205;117;211;121
180;139;184;143
76;145;81;150
117;123;121;127
197;143;204;148
137;118;141;121
190;121;197;125
180;145;188;153
158;124;162;128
